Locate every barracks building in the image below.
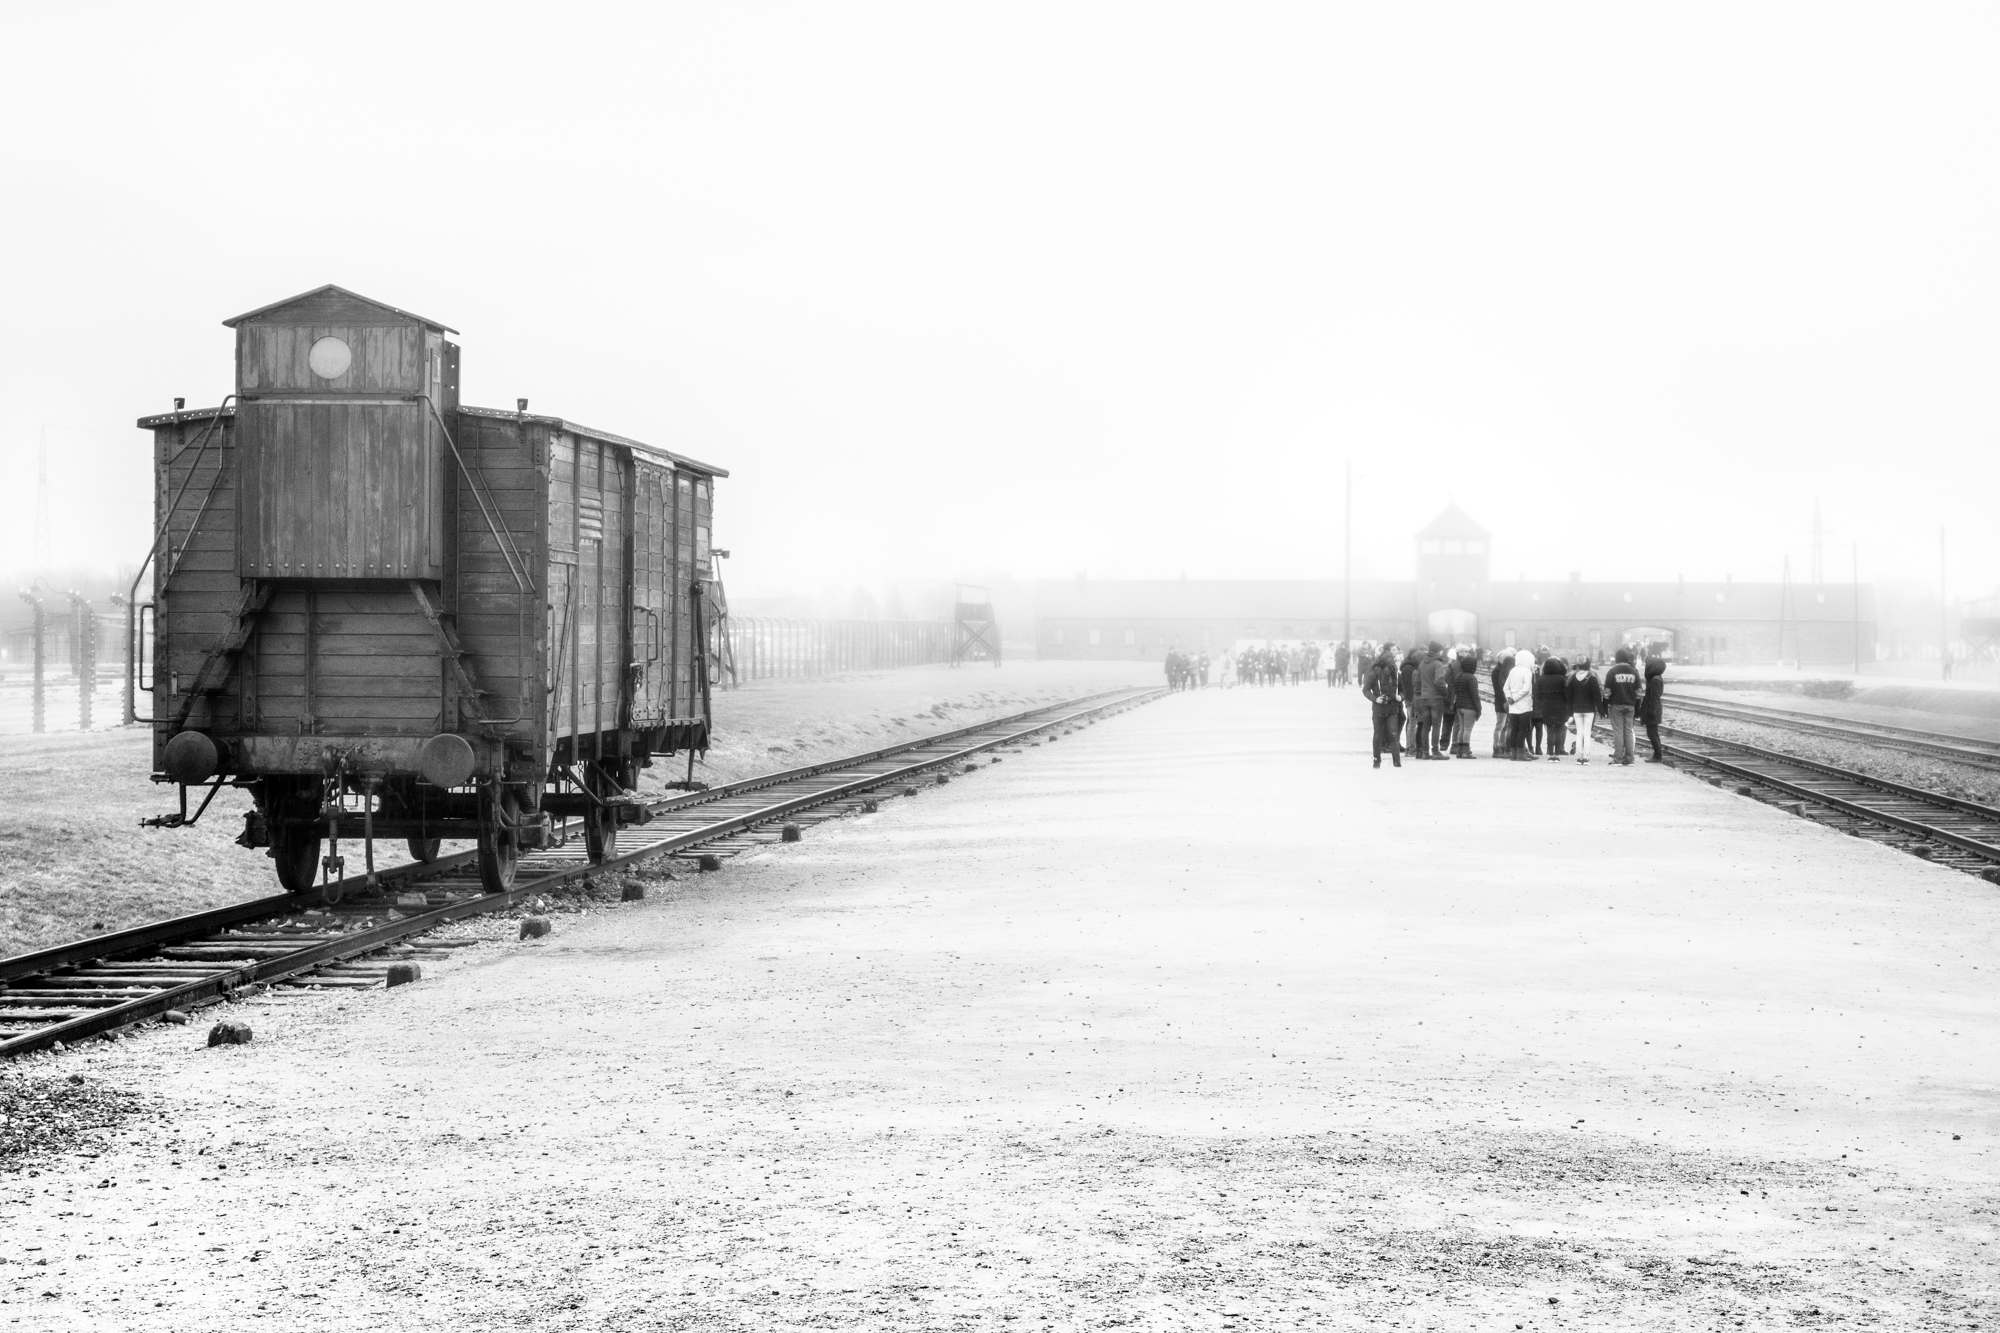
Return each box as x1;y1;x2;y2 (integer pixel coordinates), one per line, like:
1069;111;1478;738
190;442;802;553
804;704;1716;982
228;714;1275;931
1032;505;1877;667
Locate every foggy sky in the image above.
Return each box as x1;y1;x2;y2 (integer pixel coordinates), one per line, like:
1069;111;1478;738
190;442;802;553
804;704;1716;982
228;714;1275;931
2;4;1994;602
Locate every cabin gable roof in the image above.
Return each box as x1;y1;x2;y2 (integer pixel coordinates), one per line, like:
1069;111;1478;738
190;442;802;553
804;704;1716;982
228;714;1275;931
222;284;457;333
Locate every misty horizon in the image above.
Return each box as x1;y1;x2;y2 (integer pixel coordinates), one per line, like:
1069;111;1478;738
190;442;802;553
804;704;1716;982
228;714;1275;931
2;5;1994;608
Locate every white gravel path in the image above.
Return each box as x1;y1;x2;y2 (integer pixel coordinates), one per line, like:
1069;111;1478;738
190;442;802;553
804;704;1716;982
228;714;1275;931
5;686;1996;1330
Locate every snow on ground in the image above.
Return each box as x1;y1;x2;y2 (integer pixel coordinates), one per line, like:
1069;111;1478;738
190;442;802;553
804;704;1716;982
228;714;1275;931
0;661;1145;957
4;684;1996;1330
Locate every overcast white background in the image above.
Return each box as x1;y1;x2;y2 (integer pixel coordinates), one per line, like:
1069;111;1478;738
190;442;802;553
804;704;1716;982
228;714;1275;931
1;3;1994;600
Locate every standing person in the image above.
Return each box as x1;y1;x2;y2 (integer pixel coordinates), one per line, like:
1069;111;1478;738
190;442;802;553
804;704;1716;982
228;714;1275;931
1535;656;1572;760
1416;642;1451;758
1437;650;1460;752
1219;650;1235;689
1449;650;1482;757
1333;641;1351;687
1503;648;1537;759
1566;656;1604;763
1362;647;1404;769
1489;649;1515;757
1398;647;1423;756
1641;655;1668;762
1602;647;1644;765
1198;651;1212;689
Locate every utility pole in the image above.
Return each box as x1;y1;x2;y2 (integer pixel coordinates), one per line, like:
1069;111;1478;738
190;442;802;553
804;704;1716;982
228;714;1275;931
112;592;136;725
1341;460;1352;663
67;590;95;730
18;590;45;733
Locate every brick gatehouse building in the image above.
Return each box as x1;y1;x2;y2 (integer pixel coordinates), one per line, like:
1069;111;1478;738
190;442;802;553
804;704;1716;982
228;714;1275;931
1031;505;1875;666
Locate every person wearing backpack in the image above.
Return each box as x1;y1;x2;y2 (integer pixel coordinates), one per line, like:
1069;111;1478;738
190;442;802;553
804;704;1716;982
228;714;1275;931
1566;657;1605;763
1602;647;1645;765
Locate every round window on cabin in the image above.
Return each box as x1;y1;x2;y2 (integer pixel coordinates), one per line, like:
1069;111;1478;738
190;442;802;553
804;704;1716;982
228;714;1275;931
308;336;352;379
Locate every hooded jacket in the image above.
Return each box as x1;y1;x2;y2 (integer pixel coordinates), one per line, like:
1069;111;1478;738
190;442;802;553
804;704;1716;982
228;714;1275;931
1535;657;1572;723
1640;656;1667;723
1490;653;1512;712
1449;655;1482;714
1503;649;1536;714
1398;650;1421;703
1567;662;1605;716
1603;651;1644;709
1417;650;1452;704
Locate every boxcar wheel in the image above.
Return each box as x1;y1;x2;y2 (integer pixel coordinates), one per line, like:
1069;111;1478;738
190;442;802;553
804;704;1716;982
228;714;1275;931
477;788;520;895
406;836;442;863
273;829;323;898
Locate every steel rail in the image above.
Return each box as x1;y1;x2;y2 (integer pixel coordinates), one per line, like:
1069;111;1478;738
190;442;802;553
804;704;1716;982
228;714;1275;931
1657;730;2000;861
0;687;1162;1058
1597;718;2000;864
1665;693;2000;771
1472;678;2000;867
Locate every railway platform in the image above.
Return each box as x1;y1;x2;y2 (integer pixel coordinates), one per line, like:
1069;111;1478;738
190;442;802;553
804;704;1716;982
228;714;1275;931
9;684;1997;1329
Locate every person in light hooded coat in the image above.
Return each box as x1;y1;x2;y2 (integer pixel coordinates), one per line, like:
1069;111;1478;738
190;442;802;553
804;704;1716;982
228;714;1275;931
1502;648;1537;760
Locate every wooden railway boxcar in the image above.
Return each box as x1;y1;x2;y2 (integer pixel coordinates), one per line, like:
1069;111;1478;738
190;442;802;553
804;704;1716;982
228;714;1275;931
140;285;725;901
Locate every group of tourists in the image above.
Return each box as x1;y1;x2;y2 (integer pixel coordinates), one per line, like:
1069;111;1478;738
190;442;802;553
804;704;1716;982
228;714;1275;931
1224;642;1322;687
1359;640;1667;770
1162;648;1211;690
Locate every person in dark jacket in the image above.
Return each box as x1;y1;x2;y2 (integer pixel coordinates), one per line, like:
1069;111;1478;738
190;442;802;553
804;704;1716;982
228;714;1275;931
1641;655;1668;762
1488;651;1513;757
1602;647;1644;765
1398;648;1423;755
1566;657;1605;763
1361;647;1404;768
1414;642;1451;758
1448;651;1482;757
1534;657;1572;759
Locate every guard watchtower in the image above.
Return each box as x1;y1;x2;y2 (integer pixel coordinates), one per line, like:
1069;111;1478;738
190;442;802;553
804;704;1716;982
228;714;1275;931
951;583;1001;666
1415;503;1490;648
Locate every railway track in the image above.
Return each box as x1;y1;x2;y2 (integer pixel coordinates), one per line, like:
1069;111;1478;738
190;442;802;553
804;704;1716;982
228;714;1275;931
1664;692;2000;772
1472;678;2000;881
1633;721;2000;882
0;686;1162;1058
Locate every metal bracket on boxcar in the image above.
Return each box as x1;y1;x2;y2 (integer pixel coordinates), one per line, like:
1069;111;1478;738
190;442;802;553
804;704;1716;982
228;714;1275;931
141;777;226;830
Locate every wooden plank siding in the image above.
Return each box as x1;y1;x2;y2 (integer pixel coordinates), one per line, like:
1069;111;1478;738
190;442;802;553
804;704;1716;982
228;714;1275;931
148;389;717;780
450;411;546;751
153;415;243;762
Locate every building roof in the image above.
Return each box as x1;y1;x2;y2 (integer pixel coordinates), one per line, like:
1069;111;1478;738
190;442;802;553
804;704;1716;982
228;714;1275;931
1415;503;1489;541
458;405;728;478
221;284;458;333
1030;577;1874;625
1031;579;1415;621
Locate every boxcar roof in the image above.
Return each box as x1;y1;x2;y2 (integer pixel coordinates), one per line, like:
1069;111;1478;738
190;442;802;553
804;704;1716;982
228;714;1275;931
221;284;458;333
458;405;729;477
136;401;728;477
136;404;237;428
